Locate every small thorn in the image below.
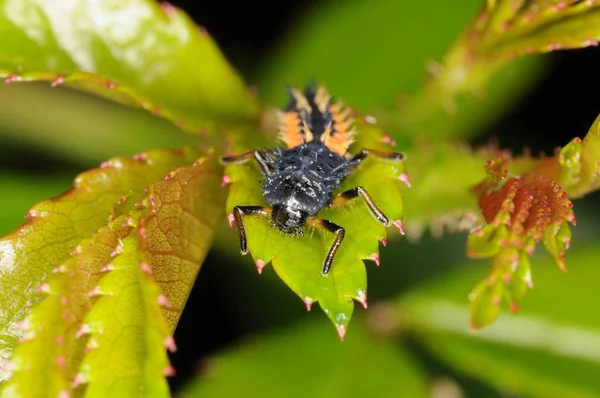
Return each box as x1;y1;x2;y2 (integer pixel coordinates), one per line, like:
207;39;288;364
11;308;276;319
140;261;153;274
72;373;85;388
337;325;346;341
55;335;64;345
368;253;380;266
25;209;37;218
380;238;387;247
509;302;519;313
399;172;411;188
393;220;405;235
158;294;172;308
358;290;368;309
4;73;20;83
255;259;266;274
164;336;177;353
304;296;313;311
382;133;396;147
70;245;83;255
105;81;116;89
491;296;501;306
221;174;231;187
100;263;115;272
51;75;65;87
227;213;235;227
58;390;71;398
87;286;102;297
52;264;67;273
56;355;66;368
1;360;15;373
163;365;176;376
17;319;30;331
76;324;91;339
36;283;51;293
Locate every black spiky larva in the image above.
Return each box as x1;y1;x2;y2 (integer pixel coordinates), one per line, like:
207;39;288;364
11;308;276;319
220;82;405;274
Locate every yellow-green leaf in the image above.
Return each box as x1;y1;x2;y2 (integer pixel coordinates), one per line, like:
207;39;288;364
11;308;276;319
0;147;202;379
223;116;406;336
180;319;428;398
0;0;259;133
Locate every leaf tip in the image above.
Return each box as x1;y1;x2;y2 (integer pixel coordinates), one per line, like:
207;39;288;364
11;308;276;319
357;289;368;309
336;324;347;341
393;220;405;235
398;172;411;188
303;296;313;312
255;259;266;274
367;252;380;266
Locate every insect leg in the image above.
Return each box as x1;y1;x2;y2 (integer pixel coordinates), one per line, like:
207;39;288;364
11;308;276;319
349;148;404;163
220;150;273;176
231;206;272;254
332;186;390;226
307;218;345;274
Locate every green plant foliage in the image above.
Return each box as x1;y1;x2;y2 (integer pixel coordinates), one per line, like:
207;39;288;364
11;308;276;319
258;0;545;141
0;149;224;396
476;1;600;58
223;119;406;336
399;243;600;397
180;319;428;398
0;0;259;133
400;140;491;241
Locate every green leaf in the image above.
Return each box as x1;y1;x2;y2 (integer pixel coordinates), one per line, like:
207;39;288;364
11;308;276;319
400;140;491;241
475;1;600;59
77;229;172;397
399;243;600;398
0;147;203;379
528;112;600;199
223;117;406;336
0;0;259;133
0;173;72;236
179;319;428;398
0;83;197;165
0;153;224;395
258;0;543;140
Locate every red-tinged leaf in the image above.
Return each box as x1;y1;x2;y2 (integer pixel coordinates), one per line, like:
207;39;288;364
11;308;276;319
0;221;133;396
529;113;600;198
0;153;224;395
77;229;172;397
0;0;259;133
0;148;202;377
473;1;600;58
467;152;576;328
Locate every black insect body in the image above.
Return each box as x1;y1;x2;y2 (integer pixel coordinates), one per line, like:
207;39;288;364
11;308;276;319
221;83;404;274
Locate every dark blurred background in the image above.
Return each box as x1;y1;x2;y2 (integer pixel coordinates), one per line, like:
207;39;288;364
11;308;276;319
1;0;600;394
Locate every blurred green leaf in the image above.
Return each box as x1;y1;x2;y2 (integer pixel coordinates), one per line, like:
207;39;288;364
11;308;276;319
400;140;491;241
476;1;600;59
399;243;600;397
180;318;428;398
0;173;72;236
223;117;406;336
0;0;259;133
0;83;196;165
258;0;543;140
